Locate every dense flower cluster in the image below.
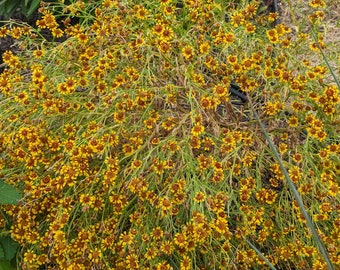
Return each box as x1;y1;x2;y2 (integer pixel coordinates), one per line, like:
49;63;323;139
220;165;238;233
0;0;339;269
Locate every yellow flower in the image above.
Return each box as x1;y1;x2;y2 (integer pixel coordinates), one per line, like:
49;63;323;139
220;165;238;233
194;192;206;203
182;45;194;60
308;0;326;8
199;41;210;54
245;23;256;33
191;124;204;136
213;83;228;97
33;49;45;58
180;255;191;270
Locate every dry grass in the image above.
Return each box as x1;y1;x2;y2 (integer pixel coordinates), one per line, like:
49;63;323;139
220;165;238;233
278;0;339;74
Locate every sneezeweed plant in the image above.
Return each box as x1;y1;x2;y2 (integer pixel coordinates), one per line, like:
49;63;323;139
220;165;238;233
0;0;339;269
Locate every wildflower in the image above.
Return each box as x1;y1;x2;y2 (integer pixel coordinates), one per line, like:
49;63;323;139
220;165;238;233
89;248;102;263
49;137;61;152
24;250;37;264
200;95;212;110
319;202;332;213
213;217;229;234
199;41;210;54
159;197;172;211
156;261;172;270
213;83;229;98
126;253;139;269
163;5;175;16
33;49;45;58
167;140;180;153
174;232;187;248
161;26;174;41
161;241;174;255
241;58;254;71
153;24;163;35
79;194;94;207
194;192;206;203
231;63;242;73
14;91;29;104
289;166;302;183
267;12;279;23
10;26;22;39
122;143;134;156
191;123;204;136
278;143;288;155
158;40;172;53
180;255;191;270
120;231;134;246
227;54;238;65
0;26;9;37
162;117;177;131
293;153;303;163
2;50;20;68
230;12;244;27
264;101;282;116
113;110;125;123
145;246;157;260
266;29;279;44
308;0;326;8
224;32;235;44
201;137;214;151
287;116;298;127
239;186;251;202
316;130;327;141
131;159;142;169
152;227;164;240
182;45;194;60
209;169;222;183
135;5;148;19
63;124;76;136
242;152;256;167
245;23;256;34
52;28;64;38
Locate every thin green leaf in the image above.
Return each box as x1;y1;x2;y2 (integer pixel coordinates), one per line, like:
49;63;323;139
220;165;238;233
3;0;21;17
311;29;340;90
26;0;41;17
0;0;8;6
0;180;21;205
245;239;277;270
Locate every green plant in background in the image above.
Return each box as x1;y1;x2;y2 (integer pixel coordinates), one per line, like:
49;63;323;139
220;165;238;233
0;181;21;270
0;235;19;270
0;181;21;205
0;0;41;19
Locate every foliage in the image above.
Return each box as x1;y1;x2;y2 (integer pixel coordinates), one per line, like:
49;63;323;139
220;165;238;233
0;0;40;19
0;0;339;269
0;235;19;270
0;181;21;205
0;181;21;269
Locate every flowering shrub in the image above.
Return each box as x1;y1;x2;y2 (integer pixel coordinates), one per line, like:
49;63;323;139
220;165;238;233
0;0;339;269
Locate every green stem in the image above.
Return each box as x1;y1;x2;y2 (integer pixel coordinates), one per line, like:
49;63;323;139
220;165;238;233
245;239;277;270
252;109;334;270
311;29;340;90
